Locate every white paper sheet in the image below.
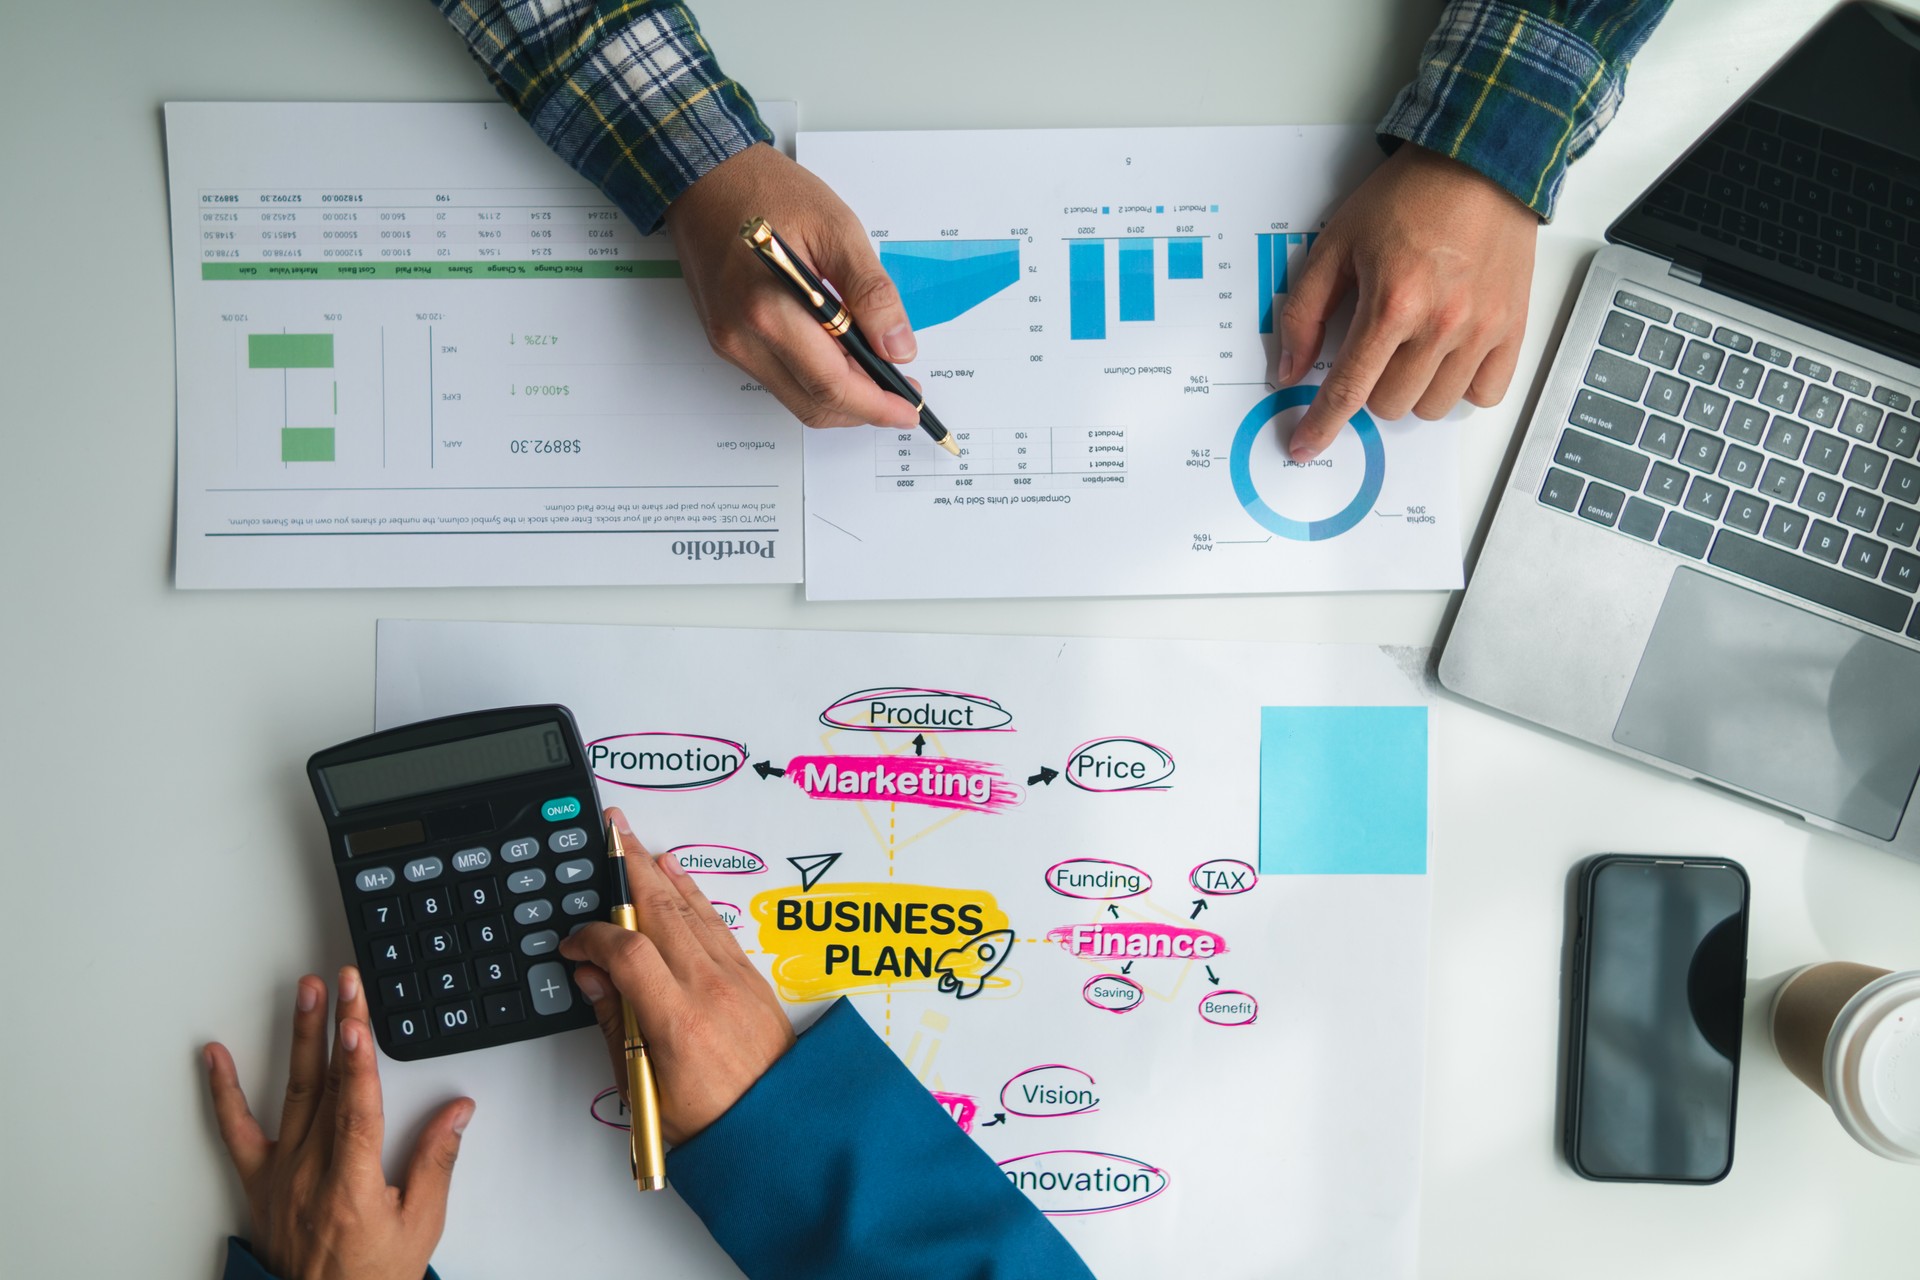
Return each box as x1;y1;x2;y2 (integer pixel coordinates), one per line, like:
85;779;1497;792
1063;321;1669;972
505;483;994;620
796;125;1465;600
165;102;800;589
373;619;1431;1279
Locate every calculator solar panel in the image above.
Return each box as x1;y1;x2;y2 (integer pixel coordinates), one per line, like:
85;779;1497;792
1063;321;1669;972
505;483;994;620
308;705;604;1060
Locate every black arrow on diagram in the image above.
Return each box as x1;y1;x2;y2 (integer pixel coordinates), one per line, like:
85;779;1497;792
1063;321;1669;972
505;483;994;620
1106;904;1120;919
1205;965;1220;986
1120;961;1134;975
1189;899;1209;920
980;1113;1006;1128
753;760;785;779
1027;766;1059;786
912;734;927;756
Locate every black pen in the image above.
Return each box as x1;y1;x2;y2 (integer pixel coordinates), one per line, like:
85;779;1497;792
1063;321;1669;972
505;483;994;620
739;216;960;456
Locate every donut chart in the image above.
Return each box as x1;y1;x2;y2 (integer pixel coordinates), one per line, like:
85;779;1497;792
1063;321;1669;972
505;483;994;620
1229;385;1386;541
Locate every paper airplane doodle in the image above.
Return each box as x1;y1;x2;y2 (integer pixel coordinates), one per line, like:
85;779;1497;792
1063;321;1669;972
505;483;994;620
934;928;1016;999
787;852;842;891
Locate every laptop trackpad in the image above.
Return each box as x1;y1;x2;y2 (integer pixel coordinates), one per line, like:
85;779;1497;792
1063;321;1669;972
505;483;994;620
1613;569;1920;840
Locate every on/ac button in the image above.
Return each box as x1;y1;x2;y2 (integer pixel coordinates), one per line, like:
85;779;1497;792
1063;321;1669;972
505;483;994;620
541;796;581;823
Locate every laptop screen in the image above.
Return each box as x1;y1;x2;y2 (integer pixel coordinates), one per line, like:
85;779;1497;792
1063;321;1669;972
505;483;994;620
1610;1;1920;364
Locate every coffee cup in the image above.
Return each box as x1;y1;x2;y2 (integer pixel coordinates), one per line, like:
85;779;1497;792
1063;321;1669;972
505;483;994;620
1770;962;1920;1163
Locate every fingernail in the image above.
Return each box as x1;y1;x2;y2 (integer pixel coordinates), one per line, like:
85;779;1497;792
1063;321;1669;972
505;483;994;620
1277;345;1295;384
452;1102;474;1136
575;971;607;1002
1290;444;1316;463
341;1020;362;1052
884;324;915;362
297;981;319;1013
339;968;359;1002
663;851;685;875
202;1045;216;1072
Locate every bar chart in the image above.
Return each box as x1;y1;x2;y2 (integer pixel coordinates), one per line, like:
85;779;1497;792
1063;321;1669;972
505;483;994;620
248;332;337;463
1256;232;1318;333
877;239;1021;329
1068;236;1211;340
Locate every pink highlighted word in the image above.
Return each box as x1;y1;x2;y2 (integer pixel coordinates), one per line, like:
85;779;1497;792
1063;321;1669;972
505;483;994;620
785;755;1021;813
1047;921;1228;961
931;1091;979;1133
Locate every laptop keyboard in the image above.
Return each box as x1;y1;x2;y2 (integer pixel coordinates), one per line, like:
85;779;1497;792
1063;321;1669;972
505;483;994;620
1538;287;1920;642
1640;102;1920;315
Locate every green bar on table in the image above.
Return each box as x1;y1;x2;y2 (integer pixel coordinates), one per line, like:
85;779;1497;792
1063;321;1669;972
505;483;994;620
249;333;333;368
281;427;335;462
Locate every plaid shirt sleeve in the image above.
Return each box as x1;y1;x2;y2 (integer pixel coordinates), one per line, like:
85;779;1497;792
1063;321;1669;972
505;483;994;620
434;0;773;234
1379;0;1672;220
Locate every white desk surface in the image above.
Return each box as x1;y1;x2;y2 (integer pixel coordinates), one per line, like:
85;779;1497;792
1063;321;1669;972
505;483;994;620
3;1;1916;1275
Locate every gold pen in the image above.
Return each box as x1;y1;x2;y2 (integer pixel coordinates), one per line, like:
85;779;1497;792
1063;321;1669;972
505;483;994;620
739;216;962;456
606;820;667;1192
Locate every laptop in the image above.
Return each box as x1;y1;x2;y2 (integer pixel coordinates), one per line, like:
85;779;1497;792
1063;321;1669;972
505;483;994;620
1439;1;1920;858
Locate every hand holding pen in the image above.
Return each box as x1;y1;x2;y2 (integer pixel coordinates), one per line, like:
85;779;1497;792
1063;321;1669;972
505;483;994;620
560;809;797;1148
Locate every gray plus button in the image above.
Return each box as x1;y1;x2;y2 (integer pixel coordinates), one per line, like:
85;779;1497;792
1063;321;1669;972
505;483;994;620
526;961;572;1015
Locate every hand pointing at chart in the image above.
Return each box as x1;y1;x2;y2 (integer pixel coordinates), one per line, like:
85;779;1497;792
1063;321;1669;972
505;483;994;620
1275;145;1538;461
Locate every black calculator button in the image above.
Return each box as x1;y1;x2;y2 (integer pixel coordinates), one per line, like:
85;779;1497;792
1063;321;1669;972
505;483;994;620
548;827;590;855
475;953;516;988
362;898;405;932
459;878;500;914
353;866;398;893
484;991;528;1025
410;887;452;921
402;856;445;884
380;973;420;1006
501;837;541;863
450;847;492;874
507;868;548;895
562;889;602;916
420;927;461;960
513;898;554;926
371;936;412;971
527;961;574;1015
467;916;508;949
554;858;595;886
428;963;472;997
434;1000;479;1036
520;929;561;957
388;1010;430;1045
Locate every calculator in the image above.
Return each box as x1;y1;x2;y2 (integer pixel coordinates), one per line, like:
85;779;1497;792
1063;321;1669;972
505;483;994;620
307;705;606;1060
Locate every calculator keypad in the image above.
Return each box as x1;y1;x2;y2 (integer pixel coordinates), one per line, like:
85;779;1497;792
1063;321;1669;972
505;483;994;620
339;789;604;1060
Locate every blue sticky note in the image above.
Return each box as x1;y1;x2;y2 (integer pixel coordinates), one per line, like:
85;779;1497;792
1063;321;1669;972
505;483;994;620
1259;706;1427;875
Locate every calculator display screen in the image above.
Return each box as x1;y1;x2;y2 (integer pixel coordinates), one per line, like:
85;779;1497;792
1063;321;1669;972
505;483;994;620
320;722;571;812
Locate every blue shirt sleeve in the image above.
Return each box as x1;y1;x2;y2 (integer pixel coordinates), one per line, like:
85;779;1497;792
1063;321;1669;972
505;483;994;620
221;1238;440;1280
668;998;1093;1280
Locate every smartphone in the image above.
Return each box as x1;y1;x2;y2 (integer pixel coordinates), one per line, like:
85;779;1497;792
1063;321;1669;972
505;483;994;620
1564;855;1750;1183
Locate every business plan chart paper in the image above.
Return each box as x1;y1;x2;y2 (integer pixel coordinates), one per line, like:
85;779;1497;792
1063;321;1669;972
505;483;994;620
373;619;1433;1279
165;102;799;589
797;126;1465;600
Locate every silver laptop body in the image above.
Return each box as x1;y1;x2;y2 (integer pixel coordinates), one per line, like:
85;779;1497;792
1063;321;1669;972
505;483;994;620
1440;2;1920;859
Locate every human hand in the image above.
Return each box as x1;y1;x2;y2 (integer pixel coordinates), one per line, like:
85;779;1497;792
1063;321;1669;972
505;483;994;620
204;968;473;1280
666;142;920;429
1276;143;1537;459
560;808;795;1145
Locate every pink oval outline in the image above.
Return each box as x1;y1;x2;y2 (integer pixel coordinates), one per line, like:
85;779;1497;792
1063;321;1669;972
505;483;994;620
819;686;1014;733
1043;857;1153;901
1197;989;1259;1027
587;732;747;792
1000;1063;1101;1118
1081;973;1144;1014
590;1086;630;1131
664;843;766;876
997;1148;1169;1216
709;900;743;930
1188;858;1258;896
1063;736;1176;793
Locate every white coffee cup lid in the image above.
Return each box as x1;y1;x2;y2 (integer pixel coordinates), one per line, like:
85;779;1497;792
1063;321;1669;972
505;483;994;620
1825;970;1920;1163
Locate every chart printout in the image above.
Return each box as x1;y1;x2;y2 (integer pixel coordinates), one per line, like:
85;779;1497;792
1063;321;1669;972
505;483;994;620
374;619;1432;1279
797;126;1465;600
165;102;800;589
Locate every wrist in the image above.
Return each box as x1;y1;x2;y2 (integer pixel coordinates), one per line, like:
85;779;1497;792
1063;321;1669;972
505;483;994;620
1393;143;1541;223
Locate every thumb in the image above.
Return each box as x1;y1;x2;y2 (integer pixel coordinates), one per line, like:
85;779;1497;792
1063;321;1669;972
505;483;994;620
1273;235;1347;387
811;225;915;363
402;1097;473;1232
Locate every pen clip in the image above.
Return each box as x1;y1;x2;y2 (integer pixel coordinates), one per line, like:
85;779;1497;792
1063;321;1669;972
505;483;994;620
740;217;827;309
